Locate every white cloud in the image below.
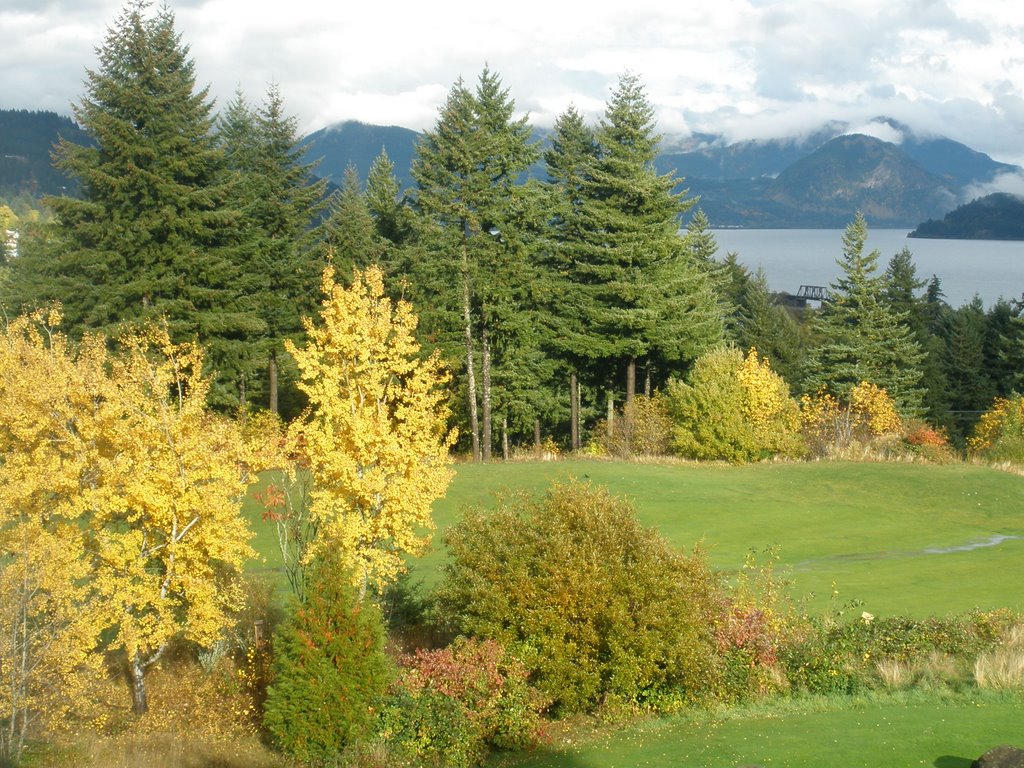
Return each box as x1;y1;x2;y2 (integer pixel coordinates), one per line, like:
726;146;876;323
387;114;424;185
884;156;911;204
3;0;1024;165
962;171;1024;202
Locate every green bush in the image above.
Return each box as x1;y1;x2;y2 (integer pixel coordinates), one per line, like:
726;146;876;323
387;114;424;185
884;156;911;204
262;552;392;764
665;346;803;463
432;480;722;715
378;687;481;768
378;638;545;766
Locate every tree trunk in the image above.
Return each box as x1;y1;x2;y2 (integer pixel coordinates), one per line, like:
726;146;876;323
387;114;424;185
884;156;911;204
644;363;652;397
570;371;580;451
626;358;636;404
534;417;541;451
129;652;148;716
502;416;509;460
268;352;279;416
606;392;615;438
481;325;492;462
460;243;481;462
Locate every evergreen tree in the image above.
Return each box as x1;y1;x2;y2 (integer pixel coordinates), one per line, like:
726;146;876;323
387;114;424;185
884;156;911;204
218;83;327;414
941;297;995;440
411;68;541;461
984;298;1024;397
322;164;386;270
736;268;806;386
35;1;261;407
542;104;601;449
365;148;415;249
563;73;722;404
803;213;926;415
883;247;951;428
263;551;391;763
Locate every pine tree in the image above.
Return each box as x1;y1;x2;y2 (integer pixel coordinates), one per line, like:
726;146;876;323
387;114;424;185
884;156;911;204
803;213;926;415
736;268;806;386
542;105;601;449
942;297;995;439
322;164;386;270
39;1;260;407
263;550;391;763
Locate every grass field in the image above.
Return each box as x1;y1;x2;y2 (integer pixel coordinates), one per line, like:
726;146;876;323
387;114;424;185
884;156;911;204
244;459;1024;617
485;691;1024;768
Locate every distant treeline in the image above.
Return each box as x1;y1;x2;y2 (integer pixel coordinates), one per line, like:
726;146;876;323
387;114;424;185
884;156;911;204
910;192;1024;240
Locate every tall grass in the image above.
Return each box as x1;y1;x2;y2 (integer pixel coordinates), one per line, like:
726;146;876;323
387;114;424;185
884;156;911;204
974;625;1024;690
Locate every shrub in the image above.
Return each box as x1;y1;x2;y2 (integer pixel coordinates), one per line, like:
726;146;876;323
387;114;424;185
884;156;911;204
896;420;958;463
599;395;674;458
974;624;1024;690
714;549;801;700
379;638;546;766
432;481;722;715
666;346;803;463
263;551;392;764
968;394;1024;464
800;381;903;458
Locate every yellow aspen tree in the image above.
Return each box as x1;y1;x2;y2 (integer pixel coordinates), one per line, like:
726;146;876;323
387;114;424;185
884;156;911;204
286;265;456;596
736;348;803;457
0;313;104;759
87;328;255;715
0;314;255;719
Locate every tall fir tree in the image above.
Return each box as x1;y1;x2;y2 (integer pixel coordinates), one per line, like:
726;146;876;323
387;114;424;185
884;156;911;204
560;73;722;406
322;164;386;270
803;213;926;415
883;246;950;428
941;297;995;440
542;104;601;449
410;68;541;461
32;1;261;407
218;83;327;414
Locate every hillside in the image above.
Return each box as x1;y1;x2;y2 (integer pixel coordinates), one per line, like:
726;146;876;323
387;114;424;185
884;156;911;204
909;192;1024;240
0;109;88;198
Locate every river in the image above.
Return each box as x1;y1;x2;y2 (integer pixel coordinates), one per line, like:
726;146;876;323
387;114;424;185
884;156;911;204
709;229;1024;309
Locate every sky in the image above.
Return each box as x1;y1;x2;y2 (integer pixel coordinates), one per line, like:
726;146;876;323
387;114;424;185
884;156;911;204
4;0;1024;170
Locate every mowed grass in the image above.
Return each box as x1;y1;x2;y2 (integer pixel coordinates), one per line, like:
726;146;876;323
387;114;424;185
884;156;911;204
244;458;1024;617
486;692;1024;768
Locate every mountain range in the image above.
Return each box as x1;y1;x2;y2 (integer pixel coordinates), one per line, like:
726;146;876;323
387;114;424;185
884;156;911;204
4;109;1020;230
300;116;1020;228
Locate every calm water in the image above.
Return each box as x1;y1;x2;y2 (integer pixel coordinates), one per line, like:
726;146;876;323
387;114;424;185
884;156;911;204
710;229;1024;309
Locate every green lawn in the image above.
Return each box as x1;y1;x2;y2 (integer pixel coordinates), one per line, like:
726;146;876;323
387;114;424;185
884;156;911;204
486;692;1024;768
243;458;1024;617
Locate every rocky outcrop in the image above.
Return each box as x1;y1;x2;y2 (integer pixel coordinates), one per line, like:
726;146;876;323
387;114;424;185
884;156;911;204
974;745;1024;768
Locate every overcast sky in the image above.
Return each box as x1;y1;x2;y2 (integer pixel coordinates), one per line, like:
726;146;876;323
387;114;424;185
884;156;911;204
4;0;1024;167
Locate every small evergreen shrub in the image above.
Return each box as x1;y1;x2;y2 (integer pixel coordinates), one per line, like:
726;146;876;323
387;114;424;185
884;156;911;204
262;552;392;764
432;480;722;715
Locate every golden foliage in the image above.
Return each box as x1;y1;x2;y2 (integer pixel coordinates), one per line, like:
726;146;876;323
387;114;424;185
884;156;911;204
737;348;803;454
800;380;903;457
0;311;254;721
285;266;456;593
968;395;1024;457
